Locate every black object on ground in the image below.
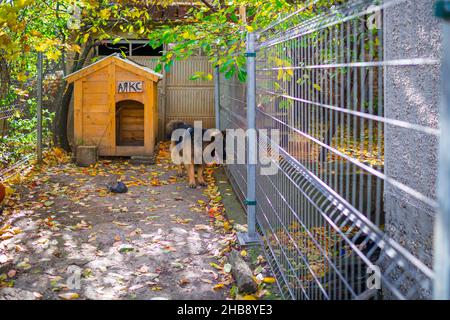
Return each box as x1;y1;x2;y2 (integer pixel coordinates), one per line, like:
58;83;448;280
107;181;128;193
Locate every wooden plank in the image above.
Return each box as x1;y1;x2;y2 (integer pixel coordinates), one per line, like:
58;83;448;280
118;104;145;144
66;59;111;83
98;146;114;156
82;81;108;94
83;93;108;105
116;101;145;146
82;112;109;125
121;120;144;127
74;80;83;145
82;104;109;113
84;70;108;82
115;69;144;81
120;124;144;131
83;125;111;139
120;131;144;141
108;61;116;155
153;85;159;142
115;146;149;157
114;58;160;82
115;92;145;104
66;55;161;84
121;114;144;121
119;129;144;134
144;80;153;155
119;129;144;135
121;114;144;125
119;108;144;116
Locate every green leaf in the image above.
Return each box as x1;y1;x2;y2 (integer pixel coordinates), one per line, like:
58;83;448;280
237;69;247;83
225;67;235;80
44;201;54;207
154;64;162;73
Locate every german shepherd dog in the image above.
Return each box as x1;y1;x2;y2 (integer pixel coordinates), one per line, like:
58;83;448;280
166;120;226;188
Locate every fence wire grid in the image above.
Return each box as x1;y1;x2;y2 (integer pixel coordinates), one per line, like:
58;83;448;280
1;100;38;182
220;0;440;300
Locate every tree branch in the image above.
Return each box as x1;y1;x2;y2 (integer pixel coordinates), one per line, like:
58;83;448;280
200;0;217;12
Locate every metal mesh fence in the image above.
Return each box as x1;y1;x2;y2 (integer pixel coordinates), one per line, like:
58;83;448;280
220;0;439;300
0;54;51;182
0;100;40;182
220;74;248;202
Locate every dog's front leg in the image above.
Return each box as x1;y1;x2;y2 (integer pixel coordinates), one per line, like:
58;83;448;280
186;163;196;188
197;165;207;186
177;164;184;177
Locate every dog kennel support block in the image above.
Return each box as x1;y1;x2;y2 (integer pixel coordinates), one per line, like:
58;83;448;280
76;146;98;167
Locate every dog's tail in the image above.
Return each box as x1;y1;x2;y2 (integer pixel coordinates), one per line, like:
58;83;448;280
166;120;188;140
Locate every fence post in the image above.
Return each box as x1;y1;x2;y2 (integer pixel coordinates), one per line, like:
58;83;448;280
435;0;450;300
37;52;43;164
237;32;259;246
214;65;220;129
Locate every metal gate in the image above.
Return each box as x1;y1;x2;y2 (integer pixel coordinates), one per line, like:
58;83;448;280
220;0;441;300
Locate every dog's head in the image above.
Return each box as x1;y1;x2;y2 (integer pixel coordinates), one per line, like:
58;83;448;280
166;120;191;140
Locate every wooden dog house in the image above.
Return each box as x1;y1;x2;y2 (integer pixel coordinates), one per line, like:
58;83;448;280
65;54;163;157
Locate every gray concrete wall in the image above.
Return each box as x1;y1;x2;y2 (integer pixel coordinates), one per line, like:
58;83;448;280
384;0;441;298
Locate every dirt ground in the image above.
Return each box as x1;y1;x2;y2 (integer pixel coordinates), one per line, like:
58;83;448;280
0;143;275;300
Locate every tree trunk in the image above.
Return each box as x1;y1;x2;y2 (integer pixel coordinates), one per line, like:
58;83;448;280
53;83;74;151
53;42;93;151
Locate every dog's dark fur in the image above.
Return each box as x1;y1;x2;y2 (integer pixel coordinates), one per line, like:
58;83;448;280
166;120;226;188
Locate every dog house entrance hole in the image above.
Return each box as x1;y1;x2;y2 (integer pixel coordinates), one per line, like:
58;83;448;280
116;100;145;146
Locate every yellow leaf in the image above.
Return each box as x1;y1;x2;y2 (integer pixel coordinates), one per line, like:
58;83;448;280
246;25;254;33
263;277;276;284
30;30;41;37
223;220;231;231
5;186;14;197
70;44;81;53
58;292;79;300
243;295;257;300
277;69;283;81
99;8;111;20
17;72;27;82
210;262;222;270
213;283;225;290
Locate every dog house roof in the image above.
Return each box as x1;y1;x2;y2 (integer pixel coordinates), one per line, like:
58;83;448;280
64;53;164;83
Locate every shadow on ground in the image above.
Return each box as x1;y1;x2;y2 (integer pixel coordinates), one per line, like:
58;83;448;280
0;146;245;300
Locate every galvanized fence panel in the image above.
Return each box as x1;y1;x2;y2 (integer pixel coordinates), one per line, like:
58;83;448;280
0;100;40;182
1;54;48;182
220;0;440;300
220;72;248;202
